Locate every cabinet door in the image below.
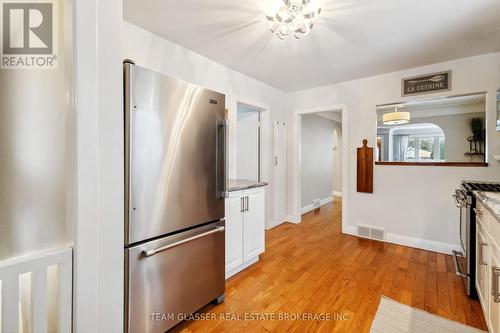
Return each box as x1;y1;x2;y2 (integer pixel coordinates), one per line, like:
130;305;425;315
225;196;244;273
243;189;265;261
477;222;489;313
489;244;500;333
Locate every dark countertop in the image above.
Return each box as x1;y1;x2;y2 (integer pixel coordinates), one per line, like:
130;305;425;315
474;191;500;223
228;179;268;192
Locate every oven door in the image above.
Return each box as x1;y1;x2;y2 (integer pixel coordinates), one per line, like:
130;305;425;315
453;191;469;278
459;203;468;253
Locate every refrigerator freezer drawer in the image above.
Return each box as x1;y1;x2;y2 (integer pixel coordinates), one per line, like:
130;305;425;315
125;221;225;333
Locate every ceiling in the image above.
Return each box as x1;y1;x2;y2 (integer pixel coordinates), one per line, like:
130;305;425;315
123;0;500;92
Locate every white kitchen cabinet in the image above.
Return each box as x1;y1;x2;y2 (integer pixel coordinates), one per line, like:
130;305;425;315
489;245;500;333
225;196;244;273
243;188;266;261
225;187;265;278
475;200;500;333
476;219;489;313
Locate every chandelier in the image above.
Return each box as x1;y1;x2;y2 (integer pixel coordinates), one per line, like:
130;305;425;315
265;0;321;40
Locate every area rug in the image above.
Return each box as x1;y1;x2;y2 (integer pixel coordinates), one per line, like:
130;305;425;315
369;296;487;333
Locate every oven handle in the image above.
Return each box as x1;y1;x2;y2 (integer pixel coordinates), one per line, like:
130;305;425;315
142;226;225;258
492;267;500;303
452;250;467;278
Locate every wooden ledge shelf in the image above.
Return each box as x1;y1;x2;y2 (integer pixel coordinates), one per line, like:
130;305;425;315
375;161;488;167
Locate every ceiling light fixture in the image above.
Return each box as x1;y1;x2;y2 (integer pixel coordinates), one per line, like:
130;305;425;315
265;0;321;40
383;106;411;125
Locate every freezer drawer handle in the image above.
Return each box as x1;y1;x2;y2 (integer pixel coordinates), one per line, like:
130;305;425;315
142;226;225;258
452;250;467;278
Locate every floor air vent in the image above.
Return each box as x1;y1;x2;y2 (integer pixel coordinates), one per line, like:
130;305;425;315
356;224;385;241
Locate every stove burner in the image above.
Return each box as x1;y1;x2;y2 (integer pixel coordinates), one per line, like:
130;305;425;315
463;182;500;192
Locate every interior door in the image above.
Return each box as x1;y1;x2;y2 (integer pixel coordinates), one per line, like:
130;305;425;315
225;195;244;274
243;189;265;261
273;121;287;228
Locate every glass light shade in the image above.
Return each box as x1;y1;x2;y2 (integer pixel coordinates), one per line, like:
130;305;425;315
383;111;411;125
265;0;320;40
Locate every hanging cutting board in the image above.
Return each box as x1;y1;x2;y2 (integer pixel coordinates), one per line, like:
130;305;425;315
357;139;373;193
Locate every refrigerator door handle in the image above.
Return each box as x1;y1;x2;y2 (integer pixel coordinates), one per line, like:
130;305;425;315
142;226;226;258
217;118;230;198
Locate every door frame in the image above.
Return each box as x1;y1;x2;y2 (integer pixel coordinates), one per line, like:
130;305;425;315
289;104;349;234
228;95;274;229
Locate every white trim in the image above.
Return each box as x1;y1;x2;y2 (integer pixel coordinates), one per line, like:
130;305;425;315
73;0;123;332
225;256;259;279
301;196;334;214
343;225;460;255
266;219;286;230
385;233;461;255
343;225;357;235
286;215;301;224
332;191;343;197
290;104;349;234
0;247;73;333
229;95;276;231
234;95;271;112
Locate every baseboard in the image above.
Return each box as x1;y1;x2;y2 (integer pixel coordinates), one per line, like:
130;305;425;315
332;191;343;197
286;214;301;224
266;219;286;230
342;225;460;255
385;233;461;255
343;225;356;236
301;196;334;214
225;256;259;279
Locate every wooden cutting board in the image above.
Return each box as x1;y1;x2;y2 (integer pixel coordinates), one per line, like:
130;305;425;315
357;139;373;193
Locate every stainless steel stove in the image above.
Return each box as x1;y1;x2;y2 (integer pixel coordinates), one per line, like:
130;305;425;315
453;181;500;298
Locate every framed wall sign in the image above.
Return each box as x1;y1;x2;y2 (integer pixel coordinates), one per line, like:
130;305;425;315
402;71;451;97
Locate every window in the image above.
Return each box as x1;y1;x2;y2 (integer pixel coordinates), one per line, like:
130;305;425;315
403;135;445;162
389;123;445;162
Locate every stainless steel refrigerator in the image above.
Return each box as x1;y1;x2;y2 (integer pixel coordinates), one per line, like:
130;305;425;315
123;61;227;333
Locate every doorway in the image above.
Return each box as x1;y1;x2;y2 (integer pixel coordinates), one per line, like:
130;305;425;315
300;111;343;214
290;104;349;232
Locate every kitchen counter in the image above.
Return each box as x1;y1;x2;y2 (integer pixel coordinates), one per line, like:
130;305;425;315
228;179;268;192
474;191;500;223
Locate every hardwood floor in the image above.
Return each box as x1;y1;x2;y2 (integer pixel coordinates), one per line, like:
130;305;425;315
171;198;487;332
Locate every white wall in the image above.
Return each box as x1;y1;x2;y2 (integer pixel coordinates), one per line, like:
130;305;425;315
0;0;72;261
122;21;288;227
301;114;334;208
288;52;500;253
